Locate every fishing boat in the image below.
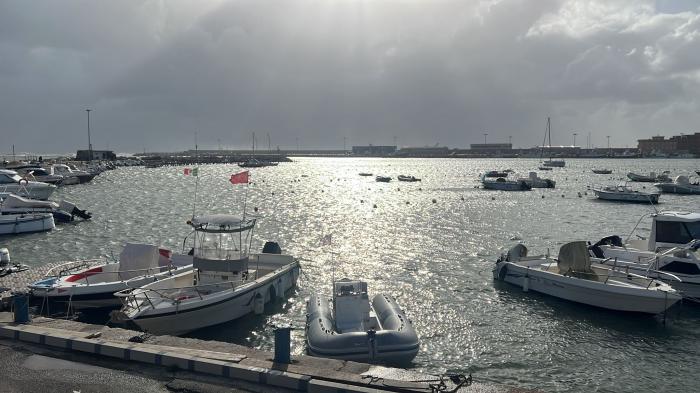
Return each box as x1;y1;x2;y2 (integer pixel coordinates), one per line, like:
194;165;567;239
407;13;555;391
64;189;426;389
375;176;391;183
627;171;671;183
111;214;300;335
592;184;660;204
592;169;612;174
0;193;91;223
0;169;56;200
397;175;421;182
540;117;565;168
481;175;531;191
0;213;55;235
29;243;192;310
306;279;420;364
589;237;700;300
518;172;555;188
654;176;700;194
493;241;681;314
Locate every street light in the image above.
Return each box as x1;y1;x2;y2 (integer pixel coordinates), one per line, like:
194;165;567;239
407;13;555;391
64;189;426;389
85;109;92;161
483;133;488;144
573;133;577;147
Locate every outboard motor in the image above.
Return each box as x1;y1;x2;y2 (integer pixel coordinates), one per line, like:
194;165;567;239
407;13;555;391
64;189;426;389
0;248;10;269
262;241;282;254
589;235;623;258
58;201;92;220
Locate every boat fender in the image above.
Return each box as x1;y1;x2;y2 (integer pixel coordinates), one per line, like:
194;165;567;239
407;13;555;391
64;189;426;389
253;292;264;315
18;178;29;186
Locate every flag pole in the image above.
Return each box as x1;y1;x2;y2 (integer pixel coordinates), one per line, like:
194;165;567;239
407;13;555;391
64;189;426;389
192;174;199;219
242;174;250;222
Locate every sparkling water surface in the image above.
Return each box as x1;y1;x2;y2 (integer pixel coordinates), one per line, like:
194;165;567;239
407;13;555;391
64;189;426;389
3;158;700;393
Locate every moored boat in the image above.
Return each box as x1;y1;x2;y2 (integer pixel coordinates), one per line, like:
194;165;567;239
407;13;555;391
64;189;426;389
481;175;531;191
592;184;659;204
375;176;391;182
306;279;419;364
397;175;421;182
0;169;56;200
654;176;700;194
111;214;300;335
0;193;91;223
493;241;681;314
627;171;671;183
519;172;555;188
29;243;192;310
484;171;508;178
592;169;612;174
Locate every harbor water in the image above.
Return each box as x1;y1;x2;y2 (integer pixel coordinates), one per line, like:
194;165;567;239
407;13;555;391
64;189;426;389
3;157;700;392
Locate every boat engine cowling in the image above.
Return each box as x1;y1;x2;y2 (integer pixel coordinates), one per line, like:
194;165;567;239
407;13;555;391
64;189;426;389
58;200;92;220
0;248;10;266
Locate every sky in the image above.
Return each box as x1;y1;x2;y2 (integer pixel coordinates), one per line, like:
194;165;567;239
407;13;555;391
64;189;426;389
1;0;700;154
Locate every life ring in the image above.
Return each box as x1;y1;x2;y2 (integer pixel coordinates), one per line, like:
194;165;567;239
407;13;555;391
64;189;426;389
18;178;29;186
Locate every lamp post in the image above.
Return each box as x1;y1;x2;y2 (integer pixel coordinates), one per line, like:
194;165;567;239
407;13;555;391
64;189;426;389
573;132;577;147
483;133;488;144
85;109;93;161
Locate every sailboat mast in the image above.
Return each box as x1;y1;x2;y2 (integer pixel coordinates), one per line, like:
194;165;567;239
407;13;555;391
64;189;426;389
547;117;552;161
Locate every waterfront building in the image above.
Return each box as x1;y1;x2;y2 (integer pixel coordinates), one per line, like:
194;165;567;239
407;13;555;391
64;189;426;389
395;146;450;157
351;145;397;156
638;133;700;157
76;150;116;161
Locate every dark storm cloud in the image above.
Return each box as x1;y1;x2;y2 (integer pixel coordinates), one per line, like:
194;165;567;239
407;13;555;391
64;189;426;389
1;0;699;154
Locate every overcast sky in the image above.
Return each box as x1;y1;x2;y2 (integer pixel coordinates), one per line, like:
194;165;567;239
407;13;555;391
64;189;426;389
1;0;700;154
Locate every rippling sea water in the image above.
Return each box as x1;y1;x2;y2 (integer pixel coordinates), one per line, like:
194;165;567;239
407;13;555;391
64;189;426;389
3;158;700;392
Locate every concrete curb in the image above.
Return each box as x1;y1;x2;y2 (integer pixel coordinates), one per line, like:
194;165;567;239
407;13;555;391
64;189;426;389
0;323;391;393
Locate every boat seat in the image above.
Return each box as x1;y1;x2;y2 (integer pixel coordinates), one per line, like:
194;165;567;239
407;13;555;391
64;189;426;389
557;241;599;281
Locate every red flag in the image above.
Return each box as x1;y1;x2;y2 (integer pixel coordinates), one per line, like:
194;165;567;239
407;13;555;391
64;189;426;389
183;168;191;175
230;171;249;184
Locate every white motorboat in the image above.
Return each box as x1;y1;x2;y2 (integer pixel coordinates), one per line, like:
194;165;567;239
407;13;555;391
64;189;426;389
15;167;64;185
49;164;95;184
598;211;700;253
493;241;681;314
29;243;192;310
518;172;555;188
0;193;91;223
627;171;671;183
306;279;420;364
0;169;56;200
481;175;531;191
0;213;55;235
111;214;300;335
592;184;660;204
655;176;700;194
589;237;700;299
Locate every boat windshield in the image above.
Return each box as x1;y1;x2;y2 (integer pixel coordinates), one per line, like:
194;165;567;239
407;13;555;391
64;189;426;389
656;221;700;245
194;231;248;261
0;174;22;184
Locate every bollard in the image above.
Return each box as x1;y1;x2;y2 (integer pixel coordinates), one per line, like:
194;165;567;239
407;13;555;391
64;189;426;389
13;293;30;324
274;326;292;364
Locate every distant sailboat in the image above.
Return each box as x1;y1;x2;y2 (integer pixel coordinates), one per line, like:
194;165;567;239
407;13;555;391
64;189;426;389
540;117;565;168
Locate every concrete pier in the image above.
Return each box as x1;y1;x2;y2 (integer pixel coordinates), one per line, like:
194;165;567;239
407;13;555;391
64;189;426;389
0;314;532;393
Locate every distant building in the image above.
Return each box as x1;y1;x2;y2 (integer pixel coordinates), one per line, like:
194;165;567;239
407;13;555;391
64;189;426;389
76;150;116;161
637;133;700;156
396;146;450;157
351;145;397;156
469;143;512;152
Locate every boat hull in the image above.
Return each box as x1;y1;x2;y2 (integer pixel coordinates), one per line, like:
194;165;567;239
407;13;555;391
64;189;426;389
482;180;531;191
493;262;679;314
593;190;659;203
0;214;55;235
125;263;299;335
654;183;700;194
